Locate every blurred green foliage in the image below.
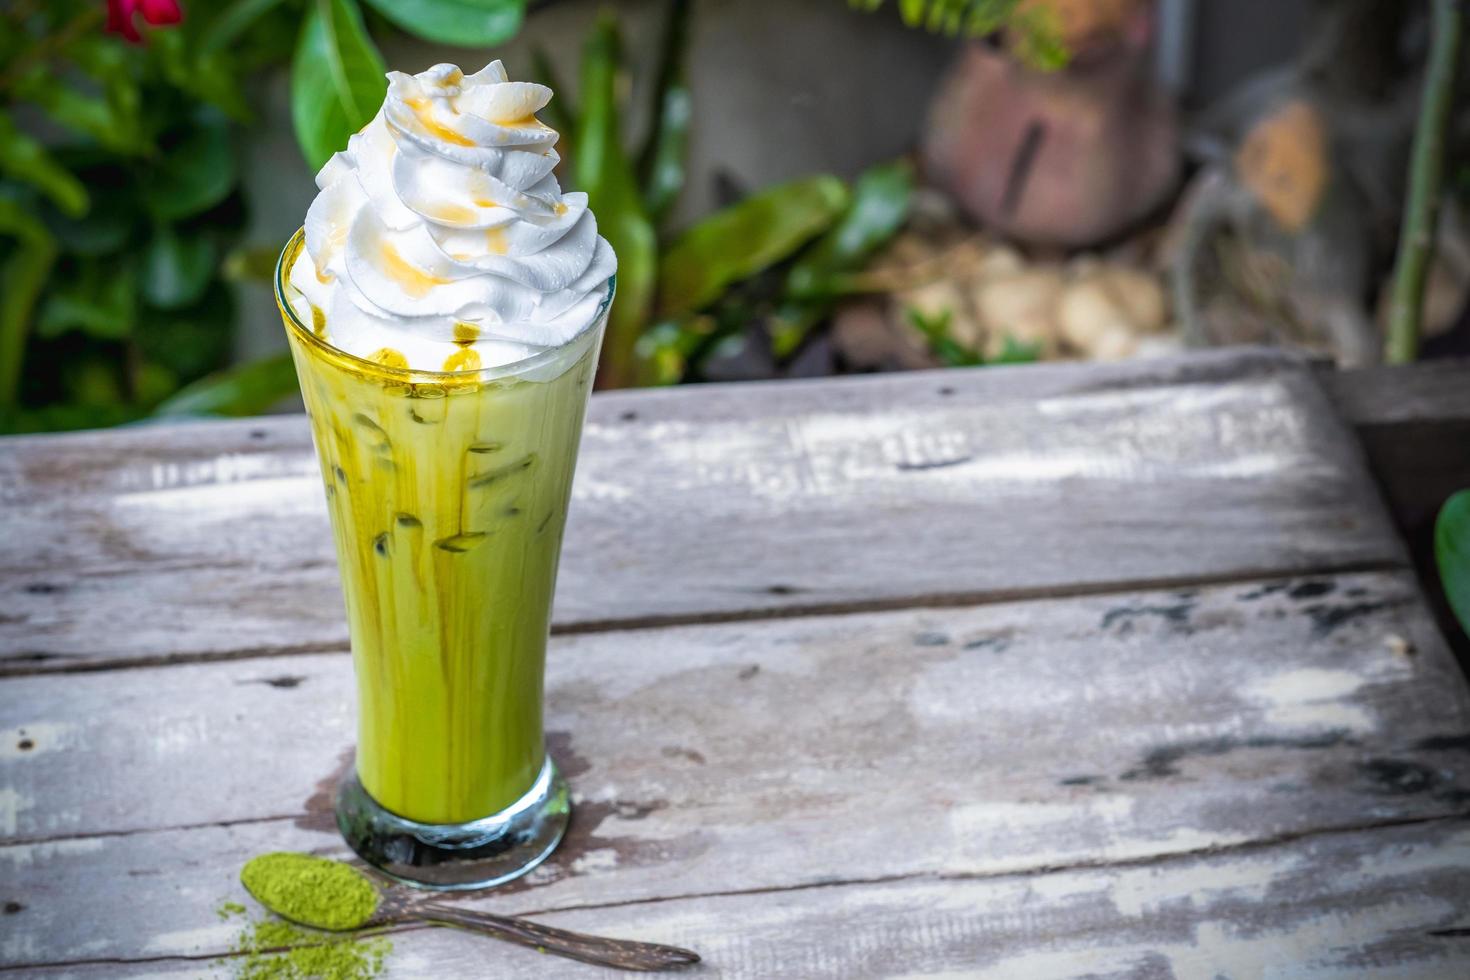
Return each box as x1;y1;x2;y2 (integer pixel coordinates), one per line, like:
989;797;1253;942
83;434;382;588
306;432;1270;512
0;0;527;433
0;0;293;433
1;0;1037;434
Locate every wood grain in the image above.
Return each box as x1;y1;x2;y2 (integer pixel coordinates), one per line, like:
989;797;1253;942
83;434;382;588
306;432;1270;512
4;571;1468;969
1322;359;1470;661
4;350;1466;978
1322;357;1470;427
1320;360;1470;534
0;348;1405;673
8;819;1470;978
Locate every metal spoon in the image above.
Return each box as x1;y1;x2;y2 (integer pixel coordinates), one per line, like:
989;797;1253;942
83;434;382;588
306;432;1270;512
241;853;700;972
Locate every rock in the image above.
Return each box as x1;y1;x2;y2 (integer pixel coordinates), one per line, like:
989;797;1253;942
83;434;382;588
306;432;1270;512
972;268;1065;358
1057;261;1169;360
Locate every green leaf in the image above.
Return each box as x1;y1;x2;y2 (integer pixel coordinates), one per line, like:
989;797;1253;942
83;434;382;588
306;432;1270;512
786;159;913;300
640;86;689;223
853;0;1066;68
597;217;656;390
899;0;927;27
62;33;136;92
769;161;912;358
56;33;147;139
135;361;180;408
359;0;523;46
15;72;145;155
39;257;138;341
767;302;826;361
136;283;236;382
42;176;134;255
907;306;981;367
292;0;387;171
142;224;218;310
0;201;58;407
65;355;126;408
152;30;253;120
990;333;1043;364
133;283;233;382
141;111;238;221
572;15;623;197
575;16;656;389
0;112;88;217
658;175;849;318
201;0;289;54
633;315;716;386
963;0;1021;34
153;352;298;418
1436;489;1470;636
638;0;692;224
1008;3;1070;70
529;47;576;140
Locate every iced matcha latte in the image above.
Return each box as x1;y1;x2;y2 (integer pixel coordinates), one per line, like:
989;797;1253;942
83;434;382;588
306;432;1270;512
277;62;615;888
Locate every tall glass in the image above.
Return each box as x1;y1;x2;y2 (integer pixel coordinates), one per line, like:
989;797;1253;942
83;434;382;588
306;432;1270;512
276;230;612;888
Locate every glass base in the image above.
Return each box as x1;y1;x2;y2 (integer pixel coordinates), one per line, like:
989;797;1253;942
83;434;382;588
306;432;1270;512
335;756;570;890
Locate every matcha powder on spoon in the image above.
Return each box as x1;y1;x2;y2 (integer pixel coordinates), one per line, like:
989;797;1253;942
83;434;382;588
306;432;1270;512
241;853;380;931
227;853;392;980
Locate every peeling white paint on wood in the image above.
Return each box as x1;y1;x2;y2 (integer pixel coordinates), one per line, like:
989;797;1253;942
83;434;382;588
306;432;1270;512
0;349;1405;672
26;823;1467;978
1245;668;1381;733
2;571;1467;973
2;349;1465;978
0;786;30;836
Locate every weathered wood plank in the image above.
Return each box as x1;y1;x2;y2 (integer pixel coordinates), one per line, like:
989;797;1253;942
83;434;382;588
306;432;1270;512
1320;358;1470;554
0;348;1405;673
1323;358;1470;428
4;572;1468;968
8;819;1470;977
7;572;1462;843
1321;359;1470;660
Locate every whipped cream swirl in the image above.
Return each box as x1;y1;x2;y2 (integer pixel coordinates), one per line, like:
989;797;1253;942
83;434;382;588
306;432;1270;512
288;61;616;372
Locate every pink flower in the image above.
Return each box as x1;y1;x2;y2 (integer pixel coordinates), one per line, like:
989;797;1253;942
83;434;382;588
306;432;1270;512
106;0;183;44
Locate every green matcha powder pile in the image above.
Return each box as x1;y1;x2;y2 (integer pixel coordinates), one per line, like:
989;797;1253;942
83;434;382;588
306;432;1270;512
220;852;392;979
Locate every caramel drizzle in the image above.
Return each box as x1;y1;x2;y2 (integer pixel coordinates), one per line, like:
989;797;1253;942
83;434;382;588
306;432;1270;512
403;96;473;147
377;241;452;298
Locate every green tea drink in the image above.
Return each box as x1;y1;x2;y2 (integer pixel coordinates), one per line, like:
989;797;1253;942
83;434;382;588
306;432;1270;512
283;270;603;823
277;59;615;853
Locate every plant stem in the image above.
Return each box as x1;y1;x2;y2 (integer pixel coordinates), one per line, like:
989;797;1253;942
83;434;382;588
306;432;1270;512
1386;0;1464;364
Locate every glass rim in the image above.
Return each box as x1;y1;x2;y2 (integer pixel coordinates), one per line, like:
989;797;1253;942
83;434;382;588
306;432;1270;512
274;226;616;383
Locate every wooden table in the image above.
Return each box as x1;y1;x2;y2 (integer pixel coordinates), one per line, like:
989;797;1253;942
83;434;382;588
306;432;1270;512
4;347;1470;977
